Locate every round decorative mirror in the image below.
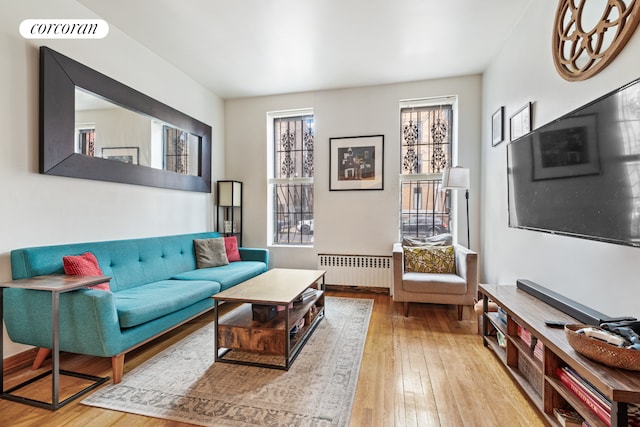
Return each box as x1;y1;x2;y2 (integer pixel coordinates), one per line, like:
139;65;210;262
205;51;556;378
552;0;640;81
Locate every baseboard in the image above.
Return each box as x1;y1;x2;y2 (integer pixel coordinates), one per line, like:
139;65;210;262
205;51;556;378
2;347;39;374
326;284;390;295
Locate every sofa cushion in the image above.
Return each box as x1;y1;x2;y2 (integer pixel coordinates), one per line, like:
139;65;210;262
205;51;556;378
194;237;229;268
62;252;111;291
224;236;241;262
402;272;467;295
172;261;267;291
114;280;221;328
403;245;456;274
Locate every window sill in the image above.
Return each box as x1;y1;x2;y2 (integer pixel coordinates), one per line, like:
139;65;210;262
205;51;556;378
268;243;314;249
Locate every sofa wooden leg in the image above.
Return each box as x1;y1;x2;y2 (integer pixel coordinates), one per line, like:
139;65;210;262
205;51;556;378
404;301;409;317
457;305;463;321
112;354;125;384
32;347;51;370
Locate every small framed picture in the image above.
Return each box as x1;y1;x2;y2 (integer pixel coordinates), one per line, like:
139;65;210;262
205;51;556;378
492;107;504;146
509;102;532;141
330;135;384;191
101;146;140;165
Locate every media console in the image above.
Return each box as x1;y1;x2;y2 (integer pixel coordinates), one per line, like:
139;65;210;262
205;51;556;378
480;283;640;427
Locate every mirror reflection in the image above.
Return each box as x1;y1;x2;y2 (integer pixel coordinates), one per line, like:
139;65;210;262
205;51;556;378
75;89;200;176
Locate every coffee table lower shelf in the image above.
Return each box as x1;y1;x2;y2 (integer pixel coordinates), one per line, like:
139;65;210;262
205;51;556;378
215;292;325;370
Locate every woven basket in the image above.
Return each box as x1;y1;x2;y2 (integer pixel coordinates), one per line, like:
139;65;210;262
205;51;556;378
565;324;640;371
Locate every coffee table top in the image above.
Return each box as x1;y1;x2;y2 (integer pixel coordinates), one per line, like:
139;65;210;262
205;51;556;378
214;268;325;305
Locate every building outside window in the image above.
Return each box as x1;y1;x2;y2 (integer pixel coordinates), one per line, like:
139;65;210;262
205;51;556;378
268;109;314;245
77;126;95;156
400;99;455;239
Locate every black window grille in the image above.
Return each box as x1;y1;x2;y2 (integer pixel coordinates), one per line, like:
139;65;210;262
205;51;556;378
78;127;95;156
400;104;453;239
163;126;190;175
271;114;314;245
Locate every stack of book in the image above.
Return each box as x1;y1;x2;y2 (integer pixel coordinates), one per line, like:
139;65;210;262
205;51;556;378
294;288;317;305
497;307;508;326
518;325;544;361
556;366;640;426
553;408;583;426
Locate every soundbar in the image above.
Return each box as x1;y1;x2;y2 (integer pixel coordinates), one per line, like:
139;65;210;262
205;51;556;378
516;279;636;325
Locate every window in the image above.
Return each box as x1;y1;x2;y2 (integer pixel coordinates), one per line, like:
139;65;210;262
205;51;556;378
77;126;95;156
163;126;198;176
268;110;314;245
400;99;455;239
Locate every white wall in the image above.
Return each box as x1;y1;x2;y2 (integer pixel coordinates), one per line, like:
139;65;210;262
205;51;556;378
225;77;482;271
1;1;224;357
482;2;640;318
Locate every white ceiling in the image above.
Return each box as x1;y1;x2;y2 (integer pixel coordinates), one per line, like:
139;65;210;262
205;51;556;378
78;0;533;99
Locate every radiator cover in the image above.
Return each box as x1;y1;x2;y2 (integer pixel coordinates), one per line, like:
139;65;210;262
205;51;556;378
317;254;392;288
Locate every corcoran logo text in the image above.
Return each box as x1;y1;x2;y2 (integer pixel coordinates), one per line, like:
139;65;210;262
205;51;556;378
19;19;109;39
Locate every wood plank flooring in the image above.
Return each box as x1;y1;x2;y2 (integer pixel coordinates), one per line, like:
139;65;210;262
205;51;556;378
0;291;548;426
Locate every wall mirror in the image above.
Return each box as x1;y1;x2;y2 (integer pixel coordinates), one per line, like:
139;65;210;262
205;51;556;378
40;46;212;192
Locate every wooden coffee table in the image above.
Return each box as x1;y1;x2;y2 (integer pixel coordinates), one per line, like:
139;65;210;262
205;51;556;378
213;268;325;370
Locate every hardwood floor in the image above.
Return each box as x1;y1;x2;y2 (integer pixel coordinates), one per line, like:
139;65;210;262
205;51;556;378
0;291;548;426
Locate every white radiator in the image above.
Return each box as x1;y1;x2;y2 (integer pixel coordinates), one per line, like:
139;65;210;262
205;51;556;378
317;254;392;288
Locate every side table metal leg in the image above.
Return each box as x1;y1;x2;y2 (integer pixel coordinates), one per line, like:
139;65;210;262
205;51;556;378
52;291;60;409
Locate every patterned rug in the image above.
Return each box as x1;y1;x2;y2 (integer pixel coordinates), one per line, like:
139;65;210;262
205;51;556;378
82;297;373;426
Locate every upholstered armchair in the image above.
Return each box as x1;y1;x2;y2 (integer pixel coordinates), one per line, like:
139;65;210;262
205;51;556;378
392;242;478;320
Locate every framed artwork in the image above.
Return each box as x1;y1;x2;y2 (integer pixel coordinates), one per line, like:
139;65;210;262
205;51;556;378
492;106;504;146
532;114;599;180
330;135;384;191
101;147;140;165
509;102;532;141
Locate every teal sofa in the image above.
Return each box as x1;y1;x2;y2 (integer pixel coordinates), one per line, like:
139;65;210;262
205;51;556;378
4;232;268;383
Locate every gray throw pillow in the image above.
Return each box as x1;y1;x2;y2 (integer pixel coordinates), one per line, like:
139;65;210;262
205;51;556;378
194;238;229;268
403;233;453;247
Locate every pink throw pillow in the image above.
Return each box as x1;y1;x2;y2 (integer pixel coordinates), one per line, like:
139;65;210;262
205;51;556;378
224;236;241;262
62;252;110;291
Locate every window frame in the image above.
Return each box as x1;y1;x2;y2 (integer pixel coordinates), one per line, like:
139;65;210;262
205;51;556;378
267;108;315;247
399;96;458;241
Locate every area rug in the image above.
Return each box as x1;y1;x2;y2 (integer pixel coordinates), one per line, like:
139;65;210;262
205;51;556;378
82;297;373;426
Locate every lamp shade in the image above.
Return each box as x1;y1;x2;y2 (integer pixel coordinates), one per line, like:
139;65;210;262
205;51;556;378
441;166;470;190
218;181;242;206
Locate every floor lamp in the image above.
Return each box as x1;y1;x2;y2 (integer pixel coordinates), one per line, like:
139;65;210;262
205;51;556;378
441;166;470;248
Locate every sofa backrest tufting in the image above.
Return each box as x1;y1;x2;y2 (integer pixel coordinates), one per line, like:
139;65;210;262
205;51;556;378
10;232;220;292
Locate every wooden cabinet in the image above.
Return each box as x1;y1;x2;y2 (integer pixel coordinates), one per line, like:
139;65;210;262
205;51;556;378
480;284;640;427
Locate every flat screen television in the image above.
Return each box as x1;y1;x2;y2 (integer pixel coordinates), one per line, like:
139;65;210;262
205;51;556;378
507;77;640;247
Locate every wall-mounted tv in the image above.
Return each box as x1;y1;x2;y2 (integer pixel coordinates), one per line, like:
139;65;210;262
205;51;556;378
507;77;640;247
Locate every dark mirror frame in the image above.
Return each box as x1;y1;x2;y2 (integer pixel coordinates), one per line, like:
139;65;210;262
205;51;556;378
40;46;212;192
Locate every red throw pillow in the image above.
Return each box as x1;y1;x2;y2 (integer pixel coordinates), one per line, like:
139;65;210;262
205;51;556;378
62;252;110;291
224;236;241;262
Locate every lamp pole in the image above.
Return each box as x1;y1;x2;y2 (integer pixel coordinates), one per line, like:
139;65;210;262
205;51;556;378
465;188;470;249
441;166;471;249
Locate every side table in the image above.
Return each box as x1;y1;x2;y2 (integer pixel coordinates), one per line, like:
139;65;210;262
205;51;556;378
1;274;111;410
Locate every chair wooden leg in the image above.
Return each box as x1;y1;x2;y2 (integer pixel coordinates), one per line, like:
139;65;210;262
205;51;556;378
404;301;409;317
457;305;463;321
112;354;125;384
32;347;51;370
